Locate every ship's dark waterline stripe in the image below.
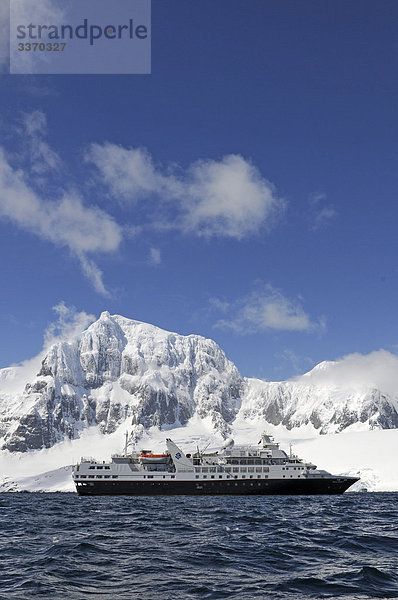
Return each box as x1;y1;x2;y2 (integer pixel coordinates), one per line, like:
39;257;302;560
76;477;357;496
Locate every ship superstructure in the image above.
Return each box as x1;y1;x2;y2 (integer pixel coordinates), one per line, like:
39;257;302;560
73;433;359;495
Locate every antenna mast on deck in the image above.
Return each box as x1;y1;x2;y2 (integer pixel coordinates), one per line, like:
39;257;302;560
124;431;129;457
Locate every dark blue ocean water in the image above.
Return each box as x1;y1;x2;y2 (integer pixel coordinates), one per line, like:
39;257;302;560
0;493;397;600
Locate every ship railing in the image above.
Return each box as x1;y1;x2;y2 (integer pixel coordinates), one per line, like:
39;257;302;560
80;456;98;463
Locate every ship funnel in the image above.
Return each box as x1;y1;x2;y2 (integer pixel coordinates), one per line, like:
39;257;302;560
166;439;194;472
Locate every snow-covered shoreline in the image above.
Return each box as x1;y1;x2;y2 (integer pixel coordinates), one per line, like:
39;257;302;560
1;420;396;493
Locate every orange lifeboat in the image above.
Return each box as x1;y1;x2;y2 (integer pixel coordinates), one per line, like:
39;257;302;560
138;452;170;464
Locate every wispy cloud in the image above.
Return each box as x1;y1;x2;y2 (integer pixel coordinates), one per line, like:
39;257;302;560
21;110;62;174
0;145;122;296
308;192;337;231
214;284;325;334
44;301;95;347
86;144;284;239
295;349;398;397
274;349;314;377
0;302;95;396
8;0;66;73
148;247;161;265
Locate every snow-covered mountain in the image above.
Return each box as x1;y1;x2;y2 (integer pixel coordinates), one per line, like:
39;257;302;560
0;312;242;452
0;311;398;453
239;374;398;434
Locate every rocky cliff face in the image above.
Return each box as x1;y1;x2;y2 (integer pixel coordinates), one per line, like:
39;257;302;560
0;312;397;452
0;312;243;451
239;377;398;434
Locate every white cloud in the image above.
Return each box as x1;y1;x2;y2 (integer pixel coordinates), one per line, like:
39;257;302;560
86;144;284;239
0;147;122;295
22;110;61;174
78;255;110;297
295;349;398;397
0;303;95;396
208;297;230;313
275;349;314;376
214;284;325;334
308;192;337;230
148;247;161;265
88;143;163;200
44;301;95;347
9;0;66;73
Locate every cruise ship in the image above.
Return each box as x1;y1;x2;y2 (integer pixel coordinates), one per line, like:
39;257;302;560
72;433;359;495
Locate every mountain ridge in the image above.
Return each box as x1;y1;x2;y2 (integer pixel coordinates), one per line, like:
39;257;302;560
0;312;397;452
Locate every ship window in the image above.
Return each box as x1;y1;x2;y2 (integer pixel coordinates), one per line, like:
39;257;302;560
88;475;95;479
256;467;262;472
231;459;239;465
202;468;208;473
240;459;247;465
264;467;269;472
88;466;95;470
283;475;285;478
257;475;261;479
242;475;246;479
171;476;175;479
249;475;253;479
219;475;223;479
210;467;216;473
224;467;231;472
233;468;239;473
112;475;118;479
203;475;207;479
255;459;261;465
264;475;268;478
105;466;110;470
195;475;199;479
96;466;103;469
211;475;215;479
248;467;254;473
240;467;247;472
80;475;86;478
104;475;110;479
147;475;153;479
96;475;102;478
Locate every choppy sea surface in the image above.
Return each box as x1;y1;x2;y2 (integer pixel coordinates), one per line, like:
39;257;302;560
0;492;397;600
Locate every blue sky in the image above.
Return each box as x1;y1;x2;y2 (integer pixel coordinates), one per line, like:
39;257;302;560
1;0;398;380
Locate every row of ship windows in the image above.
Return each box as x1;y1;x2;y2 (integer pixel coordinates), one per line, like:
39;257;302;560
282;467;305;470
196;474;268;480
76;473;304;480
76;475;118;479
196;467;270;473
225;459;270;465
88;466;111;470
75;475;179;480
